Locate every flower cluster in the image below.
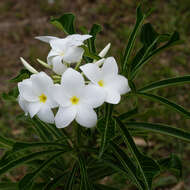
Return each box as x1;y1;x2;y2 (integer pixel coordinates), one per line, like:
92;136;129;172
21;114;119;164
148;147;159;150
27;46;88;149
18;34;130;128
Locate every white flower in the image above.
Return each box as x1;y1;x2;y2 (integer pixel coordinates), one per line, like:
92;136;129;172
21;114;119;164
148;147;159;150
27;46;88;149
35;34;92;75
53;68;105;128
80;57;130;104
18;72;57;123
20;57;38;74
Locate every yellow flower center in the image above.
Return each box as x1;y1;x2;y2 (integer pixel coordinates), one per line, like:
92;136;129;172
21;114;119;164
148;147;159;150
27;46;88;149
39;94;47;103
60;52;64;56
70;96;79;105
98;80;104;87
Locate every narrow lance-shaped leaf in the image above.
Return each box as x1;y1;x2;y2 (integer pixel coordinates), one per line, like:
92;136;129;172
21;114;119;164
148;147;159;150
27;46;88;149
99;104;114;158
158;154;182;178
88;24;102;54
125;121;190;143
64;163;78;190
44;171;69;190
122;5;146;74
130;23;159;72
130;36;160;79
0;183;18;190
118;107;138;120
110;142;145;190
50;13;76;34
136;92;190;119
131;31;181;79
30;117;54;142
0;135;14;149
19;152;64;190
115;117;160;190
0;149;64;177
138;75;190;92
12;142;69;152
78;156;93;190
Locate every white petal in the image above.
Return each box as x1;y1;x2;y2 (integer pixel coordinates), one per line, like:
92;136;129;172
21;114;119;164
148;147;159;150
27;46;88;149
28;102;42;118
105;88;121;104
110;75;131;95
61;68;85;96
18;79;38;102
82;84;106;108
48;55;63;69
76;105;97;128
50;39;67;52
63;46;84;63
18;95;29;115
94;58;105;66
55;106;76;128
47;49;60;65
30;72;54;94
80;63;101;83
52;61;67;75
102;57;118;77
35;36;59;43
66;34;92;46
37;105;54;123
52;85;71;107
98;43;111;58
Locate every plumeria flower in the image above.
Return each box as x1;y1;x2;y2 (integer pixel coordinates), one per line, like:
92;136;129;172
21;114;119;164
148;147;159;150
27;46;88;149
18;72;57;123
80;57;130;104
35;34;92;75
53;68;105;128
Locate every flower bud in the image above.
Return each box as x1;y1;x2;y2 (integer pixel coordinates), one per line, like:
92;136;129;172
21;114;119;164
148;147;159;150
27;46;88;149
20;57;38;74
98;43;111;58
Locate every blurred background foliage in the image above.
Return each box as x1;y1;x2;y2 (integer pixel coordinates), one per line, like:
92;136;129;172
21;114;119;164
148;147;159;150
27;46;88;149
0;0;190;189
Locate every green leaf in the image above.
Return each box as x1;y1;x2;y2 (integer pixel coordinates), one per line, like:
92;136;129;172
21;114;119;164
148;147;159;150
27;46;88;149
10;69;31;83
130;23;159;75
43;172;68;190
0;135;14;149
30;117;54;141
125;121;190;142
122;5;146;73
64;163;78;190
131;31;181;79
130;36;159;79
0;183;18;190
12;142;69;152
110;142;144;190
136;92;190;119
118;107;138;120
88;24;102;54
50;13;75;34
0;149;64;177
78;156;93;190
158;154;182;178
115;117;160;190
19;152;64;190
139;75;190;92
99;104;114;158
2;87;19;101
140;23;158;46
88;162;116;181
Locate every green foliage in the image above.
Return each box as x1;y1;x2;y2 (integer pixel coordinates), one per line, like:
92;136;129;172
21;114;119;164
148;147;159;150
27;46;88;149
50;13;76;34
